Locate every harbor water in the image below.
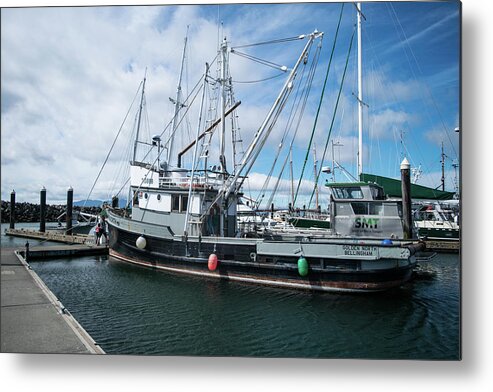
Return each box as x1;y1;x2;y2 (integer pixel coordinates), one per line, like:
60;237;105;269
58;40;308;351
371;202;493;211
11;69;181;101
2;223;460;359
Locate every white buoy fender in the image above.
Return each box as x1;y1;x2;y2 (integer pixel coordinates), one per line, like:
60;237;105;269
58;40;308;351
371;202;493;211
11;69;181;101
136;235;146;249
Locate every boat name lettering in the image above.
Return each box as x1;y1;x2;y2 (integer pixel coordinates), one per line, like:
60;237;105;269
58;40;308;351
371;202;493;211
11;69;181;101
354;217;379;229
141;178;154;185
342;245;377;256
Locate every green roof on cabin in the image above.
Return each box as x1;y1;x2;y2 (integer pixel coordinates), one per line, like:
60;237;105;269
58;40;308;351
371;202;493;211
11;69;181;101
325;182;378;188
359;173;455;200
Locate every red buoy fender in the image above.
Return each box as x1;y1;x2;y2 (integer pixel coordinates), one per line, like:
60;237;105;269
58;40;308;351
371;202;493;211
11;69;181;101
208;253;218;271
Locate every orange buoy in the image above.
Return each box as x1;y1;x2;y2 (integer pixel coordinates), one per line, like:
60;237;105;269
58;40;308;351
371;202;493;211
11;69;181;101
208;253;218;271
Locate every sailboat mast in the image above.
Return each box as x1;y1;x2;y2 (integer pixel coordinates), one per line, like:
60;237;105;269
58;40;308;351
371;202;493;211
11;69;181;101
441;141;445;191
357;2;364;179
133;73;146;164
167;30;188;167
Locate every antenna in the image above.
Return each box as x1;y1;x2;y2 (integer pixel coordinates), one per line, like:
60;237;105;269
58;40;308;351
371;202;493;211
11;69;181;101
133;70;147;164
440;141;447;191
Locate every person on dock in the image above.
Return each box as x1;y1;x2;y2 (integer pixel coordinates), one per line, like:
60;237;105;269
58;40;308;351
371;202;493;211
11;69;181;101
100;221;108;246
95;223;102;246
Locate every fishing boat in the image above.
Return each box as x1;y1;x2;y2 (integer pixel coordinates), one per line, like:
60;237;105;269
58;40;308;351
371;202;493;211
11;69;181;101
47;210;98;235
106;28;424;293
413;201;459;241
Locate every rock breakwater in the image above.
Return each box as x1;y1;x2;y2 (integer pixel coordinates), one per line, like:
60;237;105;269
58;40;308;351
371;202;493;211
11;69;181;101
1;200;101;223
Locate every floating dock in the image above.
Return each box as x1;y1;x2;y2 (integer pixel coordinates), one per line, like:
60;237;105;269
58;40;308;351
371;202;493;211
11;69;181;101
4;227;109;259
23;244;108;260
1;247;104;354
5;227;93;245
422;239;460;253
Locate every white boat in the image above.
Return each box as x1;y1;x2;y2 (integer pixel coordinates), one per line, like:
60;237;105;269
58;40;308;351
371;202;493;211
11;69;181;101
106;26;423;293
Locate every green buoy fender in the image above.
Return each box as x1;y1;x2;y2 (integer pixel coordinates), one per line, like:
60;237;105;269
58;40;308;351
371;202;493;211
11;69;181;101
297;257;309;277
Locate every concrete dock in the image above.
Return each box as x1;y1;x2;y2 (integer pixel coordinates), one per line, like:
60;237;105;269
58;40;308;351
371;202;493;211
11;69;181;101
1;247;105;354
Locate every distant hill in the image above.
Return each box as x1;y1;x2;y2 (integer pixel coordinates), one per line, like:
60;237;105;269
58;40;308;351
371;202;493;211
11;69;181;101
74;199;128;208
73;199;102;207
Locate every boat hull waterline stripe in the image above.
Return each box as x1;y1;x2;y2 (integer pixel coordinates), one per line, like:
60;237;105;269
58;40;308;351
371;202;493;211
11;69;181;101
109;249;411;293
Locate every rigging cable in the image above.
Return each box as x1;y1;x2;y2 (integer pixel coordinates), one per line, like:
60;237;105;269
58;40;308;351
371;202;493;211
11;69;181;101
230;50;287;71
293;2;345;206
308;26;356;208
82;80;143;208
231;35;305;49
262;39;323;210
255;40;314;207
232;72;286;84
389;2;457;159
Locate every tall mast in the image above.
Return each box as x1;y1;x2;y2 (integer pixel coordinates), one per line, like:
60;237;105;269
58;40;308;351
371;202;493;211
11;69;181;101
357;2;364;179
313;144;319;209
184;64;209;237
441;141;446;191
133;72;147;164
167;28;189;167
219;37;228;178
290;147;294;207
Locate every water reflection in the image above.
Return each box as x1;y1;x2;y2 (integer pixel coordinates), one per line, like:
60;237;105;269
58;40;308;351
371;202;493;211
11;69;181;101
2;224;459;359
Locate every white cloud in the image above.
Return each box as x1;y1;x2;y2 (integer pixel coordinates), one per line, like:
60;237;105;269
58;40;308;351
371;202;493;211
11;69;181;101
368;108;412;139
0;2;460;204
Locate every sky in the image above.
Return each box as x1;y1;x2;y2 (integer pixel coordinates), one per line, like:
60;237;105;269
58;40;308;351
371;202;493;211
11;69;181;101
4;2;493;390
1;1;461;206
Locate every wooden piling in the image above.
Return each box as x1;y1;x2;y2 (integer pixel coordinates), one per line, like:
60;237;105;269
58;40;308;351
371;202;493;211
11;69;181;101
9;190;15;230
111;196;119;208
401;158;413;239
66;187;73;235
40;187;46;233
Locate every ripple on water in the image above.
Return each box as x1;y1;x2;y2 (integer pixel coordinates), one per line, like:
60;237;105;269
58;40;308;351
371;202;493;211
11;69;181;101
27;252;460;359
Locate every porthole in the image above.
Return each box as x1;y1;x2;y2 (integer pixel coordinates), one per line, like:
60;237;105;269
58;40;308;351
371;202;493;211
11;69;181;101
157;194;161;201
144;193;148;199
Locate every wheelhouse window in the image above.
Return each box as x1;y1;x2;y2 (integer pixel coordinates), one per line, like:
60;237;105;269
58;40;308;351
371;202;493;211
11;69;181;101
172;195;180;212
171;194;189;212
351;202;385;215
332;187;364;199
370;186;385;200
181;196;189;212
351;202;368;215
